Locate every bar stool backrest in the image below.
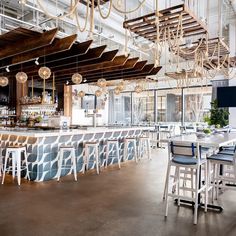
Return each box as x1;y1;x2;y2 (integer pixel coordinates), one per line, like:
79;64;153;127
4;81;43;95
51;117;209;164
169;141;201;159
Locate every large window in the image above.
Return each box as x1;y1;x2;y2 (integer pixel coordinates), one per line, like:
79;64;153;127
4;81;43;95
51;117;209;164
157;89;182;122
109;86;212;125
113;92;132;125
132;91;154;124
157;95;166;122
184;87;212;123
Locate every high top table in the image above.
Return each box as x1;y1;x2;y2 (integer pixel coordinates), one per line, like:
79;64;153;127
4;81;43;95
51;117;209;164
170;132;236;212
170;132;236;148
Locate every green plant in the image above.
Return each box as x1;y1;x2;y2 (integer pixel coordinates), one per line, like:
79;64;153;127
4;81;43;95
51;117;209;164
203;128;211;134
208;100;229;128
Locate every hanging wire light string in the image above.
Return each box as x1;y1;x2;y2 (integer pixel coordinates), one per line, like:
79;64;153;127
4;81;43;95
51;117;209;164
75;0;89;32
89;0;95;39
97;0;113;19
113;0;146;14
36;0;79;20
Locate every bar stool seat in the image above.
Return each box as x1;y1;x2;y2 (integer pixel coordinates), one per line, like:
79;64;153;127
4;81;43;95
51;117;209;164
138;136;151;160
57;145;77;181
124;137;138;163
2;146;30;186
83;141;100;174
104;139;121;168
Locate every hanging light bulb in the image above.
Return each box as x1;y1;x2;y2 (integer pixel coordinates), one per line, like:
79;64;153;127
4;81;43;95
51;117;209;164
72;73;83;84
0;76;9;87
38;66;51;80
114;87;121;95
16;72;28;83
134;85;143;93
95;89;102;97
78;90;85;98
97;78;107;88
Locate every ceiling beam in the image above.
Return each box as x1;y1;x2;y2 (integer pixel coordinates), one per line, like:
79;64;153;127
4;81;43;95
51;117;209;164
0;28;58;60
0;34;77;70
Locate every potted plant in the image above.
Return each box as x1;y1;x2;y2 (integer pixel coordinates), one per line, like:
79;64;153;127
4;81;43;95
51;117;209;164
206;100;229;128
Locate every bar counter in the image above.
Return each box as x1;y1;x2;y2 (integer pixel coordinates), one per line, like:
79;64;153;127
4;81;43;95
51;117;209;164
0;127;150;182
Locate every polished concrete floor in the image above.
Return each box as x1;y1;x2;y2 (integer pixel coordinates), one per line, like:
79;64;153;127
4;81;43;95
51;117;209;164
1;149;236;236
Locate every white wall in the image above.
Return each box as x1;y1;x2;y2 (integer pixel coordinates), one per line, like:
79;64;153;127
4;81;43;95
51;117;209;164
71;84;109;126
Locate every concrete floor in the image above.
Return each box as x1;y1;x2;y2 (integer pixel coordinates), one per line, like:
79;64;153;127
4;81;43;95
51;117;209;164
1;149;236;236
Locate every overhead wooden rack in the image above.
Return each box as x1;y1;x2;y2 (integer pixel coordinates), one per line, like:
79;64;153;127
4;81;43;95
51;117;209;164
165;69;202;80
1;27;162;85
204;56;236;70
176;37;230;61
123;4;208;43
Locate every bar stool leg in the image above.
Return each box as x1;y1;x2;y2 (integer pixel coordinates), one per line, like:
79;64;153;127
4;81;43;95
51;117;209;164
134;140;138;163
124;141;128;162
164;162;171;217
116;142;121;169
2;150;10;184
105;143;110;168
23;149;30;181
204;162;208;213
16;150;21;186
194;167;200;225
12;151;16;180
71;150;77;181
57;150;63;181
177;167;180;206
95;146;99;175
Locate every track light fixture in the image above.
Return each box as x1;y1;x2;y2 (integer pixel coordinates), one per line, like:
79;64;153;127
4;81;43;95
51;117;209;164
35;58;39;65
6;66;10;72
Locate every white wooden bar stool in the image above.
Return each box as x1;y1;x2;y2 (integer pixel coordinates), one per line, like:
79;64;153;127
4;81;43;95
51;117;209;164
138;136;151;160
164;141;208;225
105;139;121;169
2;146;30;186
123;137;138;163
83;141;100;174
57;146;77;181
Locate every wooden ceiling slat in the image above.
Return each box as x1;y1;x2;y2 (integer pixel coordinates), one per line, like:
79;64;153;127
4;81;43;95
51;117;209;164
50;53;126;79
55;65;161;85
0;28;58;60
44;45;107;70
0;27;41;47
75;55;128;73
25;48;118;78
83;60;148;81
82;57;138;77
23;45;107;77
1;39;92;71
11;34;77;66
